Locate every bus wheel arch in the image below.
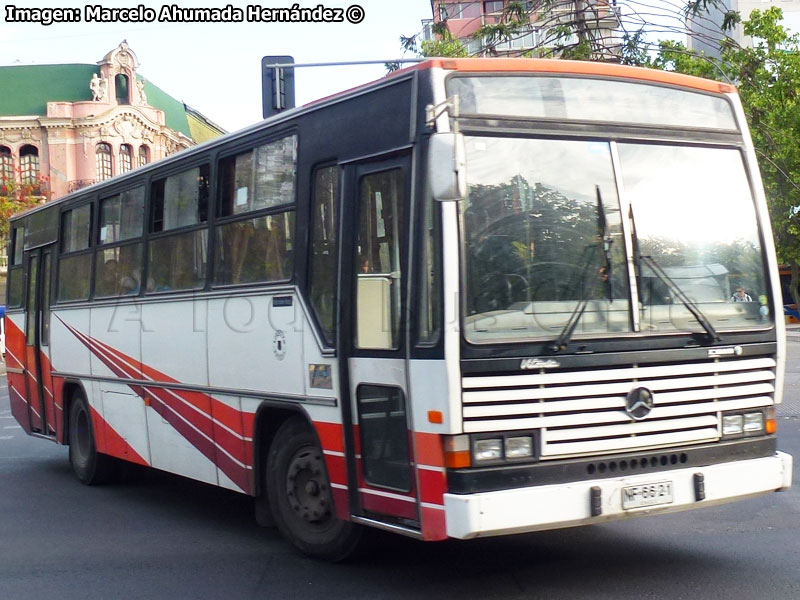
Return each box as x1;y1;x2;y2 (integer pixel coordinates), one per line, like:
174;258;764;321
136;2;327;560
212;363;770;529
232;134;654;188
258;410;361;560
64;383;115;485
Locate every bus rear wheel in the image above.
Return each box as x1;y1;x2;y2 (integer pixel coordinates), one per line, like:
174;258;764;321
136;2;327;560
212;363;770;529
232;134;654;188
68;391;116;485
266;416;361;561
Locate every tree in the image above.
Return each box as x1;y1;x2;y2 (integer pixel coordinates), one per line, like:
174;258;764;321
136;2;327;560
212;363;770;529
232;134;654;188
0;168;48;243
400;0;742;63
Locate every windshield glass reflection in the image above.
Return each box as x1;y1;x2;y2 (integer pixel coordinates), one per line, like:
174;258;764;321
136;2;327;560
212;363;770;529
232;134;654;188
460;139;771;344
462;137;629;343
619;144;770;333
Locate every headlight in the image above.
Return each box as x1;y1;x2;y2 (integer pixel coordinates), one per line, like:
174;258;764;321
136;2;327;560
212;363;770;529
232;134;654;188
721;409;767;438
473;438;503;463
722;414;744;436
505;436;534;459
743;411;764;433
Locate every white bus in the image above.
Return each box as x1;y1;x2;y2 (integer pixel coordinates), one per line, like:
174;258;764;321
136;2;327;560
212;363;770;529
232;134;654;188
5;58;792;560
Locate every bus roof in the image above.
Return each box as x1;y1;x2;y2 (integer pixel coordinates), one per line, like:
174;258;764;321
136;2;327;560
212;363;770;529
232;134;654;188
10;58;735;222
397;58;736;95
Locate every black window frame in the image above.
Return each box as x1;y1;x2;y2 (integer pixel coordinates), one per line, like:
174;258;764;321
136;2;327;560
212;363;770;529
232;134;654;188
56;200;94;303
145;161;211;295
307;162;340;347
211;132;299;289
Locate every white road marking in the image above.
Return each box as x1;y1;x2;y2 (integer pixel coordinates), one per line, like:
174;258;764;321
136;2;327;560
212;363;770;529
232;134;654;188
0;435;14;440
3;425;21;430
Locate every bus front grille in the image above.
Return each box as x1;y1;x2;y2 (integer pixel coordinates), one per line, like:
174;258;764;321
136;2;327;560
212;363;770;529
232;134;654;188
461;357;776;459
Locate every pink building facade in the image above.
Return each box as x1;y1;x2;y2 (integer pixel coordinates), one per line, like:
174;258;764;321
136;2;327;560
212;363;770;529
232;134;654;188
0;42;198;201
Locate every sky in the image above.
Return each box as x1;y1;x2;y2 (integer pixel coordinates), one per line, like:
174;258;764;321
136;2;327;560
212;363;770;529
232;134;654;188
0;0;434;132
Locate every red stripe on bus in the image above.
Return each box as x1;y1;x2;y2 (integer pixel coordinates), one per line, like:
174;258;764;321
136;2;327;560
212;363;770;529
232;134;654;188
361;492;418;521
90;405;149;466
421;506;448;541
418;468;447;506
323;453;348;487
415;432;445;468
57;317;252;493
314;421;344;453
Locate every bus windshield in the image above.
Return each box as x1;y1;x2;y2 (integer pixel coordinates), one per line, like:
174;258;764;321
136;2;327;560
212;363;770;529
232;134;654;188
462;138;770;344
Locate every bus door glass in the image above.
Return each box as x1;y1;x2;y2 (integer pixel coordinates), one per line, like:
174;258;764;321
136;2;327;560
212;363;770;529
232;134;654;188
343;156;418;522
23;245;55;436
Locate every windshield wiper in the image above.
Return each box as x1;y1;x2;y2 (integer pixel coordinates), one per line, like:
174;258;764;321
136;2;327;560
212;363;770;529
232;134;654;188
638;255;721;344
550;186;613;353
629;205;721;344
550;243;605;352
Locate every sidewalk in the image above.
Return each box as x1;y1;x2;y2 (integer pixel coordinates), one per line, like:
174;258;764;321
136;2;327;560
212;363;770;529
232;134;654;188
786;323;800;342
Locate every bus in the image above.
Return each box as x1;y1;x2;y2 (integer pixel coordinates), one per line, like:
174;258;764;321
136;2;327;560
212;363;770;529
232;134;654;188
5;58;792;560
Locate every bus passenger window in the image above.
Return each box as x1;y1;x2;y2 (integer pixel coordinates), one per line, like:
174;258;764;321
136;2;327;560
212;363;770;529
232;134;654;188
309;166;339;345
355;169;404;350
213;212;295;286
96;187;144;297
218;135;297;217
58;204;92;302
147;165;209;292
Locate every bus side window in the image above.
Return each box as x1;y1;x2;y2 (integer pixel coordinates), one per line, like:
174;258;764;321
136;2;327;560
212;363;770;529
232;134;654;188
148;165;209;292
213;135;297;287
57;204;92;302
308;165;339;345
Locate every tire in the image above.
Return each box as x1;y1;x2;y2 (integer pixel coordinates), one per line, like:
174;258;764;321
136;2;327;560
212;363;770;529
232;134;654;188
266;416;362;561
68;391;116;485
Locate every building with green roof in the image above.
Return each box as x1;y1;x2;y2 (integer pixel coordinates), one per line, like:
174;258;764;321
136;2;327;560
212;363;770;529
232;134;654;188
0;42;225;200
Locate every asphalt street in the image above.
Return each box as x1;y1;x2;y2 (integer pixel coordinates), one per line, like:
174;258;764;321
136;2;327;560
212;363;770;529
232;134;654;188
0;341;798;600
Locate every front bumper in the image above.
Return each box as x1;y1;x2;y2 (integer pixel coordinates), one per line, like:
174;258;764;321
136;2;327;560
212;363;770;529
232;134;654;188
444;451;792;539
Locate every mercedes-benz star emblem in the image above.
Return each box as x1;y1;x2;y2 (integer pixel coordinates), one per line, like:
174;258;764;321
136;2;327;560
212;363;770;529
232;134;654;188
625;387;654;421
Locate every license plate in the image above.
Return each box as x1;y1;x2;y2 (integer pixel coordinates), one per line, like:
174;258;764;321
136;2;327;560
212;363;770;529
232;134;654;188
621;480;674;510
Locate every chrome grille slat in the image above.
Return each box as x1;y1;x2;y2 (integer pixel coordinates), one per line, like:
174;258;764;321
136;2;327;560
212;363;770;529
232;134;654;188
462;357;776;389
461;356;776;457
463;369;775;403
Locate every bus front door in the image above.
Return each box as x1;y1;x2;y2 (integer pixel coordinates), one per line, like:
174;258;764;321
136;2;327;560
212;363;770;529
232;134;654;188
341;157;420;527
21;246;56;437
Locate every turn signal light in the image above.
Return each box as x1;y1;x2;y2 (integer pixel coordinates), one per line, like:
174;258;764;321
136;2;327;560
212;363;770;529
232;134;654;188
443;435;471;468
766;406;777;435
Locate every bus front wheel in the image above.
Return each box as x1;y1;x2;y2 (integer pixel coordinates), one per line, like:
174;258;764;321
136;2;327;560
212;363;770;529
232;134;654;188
266;416;361;561
68;391;115;485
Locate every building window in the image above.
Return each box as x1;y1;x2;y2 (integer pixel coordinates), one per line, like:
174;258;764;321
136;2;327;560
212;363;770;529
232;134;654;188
19;145;39;187
116;74;130;104
138;145;149;167
444;2;481;19
0;146;12;187
484;0;504;14
119;144;133;174
96;143;113;181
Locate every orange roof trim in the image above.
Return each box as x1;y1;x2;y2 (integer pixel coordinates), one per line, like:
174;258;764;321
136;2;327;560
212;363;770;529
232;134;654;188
412;58;736;95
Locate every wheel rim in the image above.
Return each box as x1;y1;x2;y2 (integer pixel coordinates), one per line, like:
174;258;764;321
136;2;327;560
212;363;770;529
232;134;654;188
285;446;332;525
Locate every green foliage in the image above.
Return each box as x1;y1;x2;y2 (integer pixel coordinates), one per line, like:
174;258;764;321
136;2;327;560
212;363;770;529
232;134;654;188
650;7;800;304
0;172;47;241
421;37;469;58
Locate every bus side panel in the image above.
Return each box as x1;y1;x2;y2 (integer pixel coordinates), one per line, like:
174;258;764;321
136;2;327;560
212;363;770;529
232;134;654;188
89;304;148;461
206;293;305;396
5;315;30;433
49;309;92;380
142;299;218;487
210;393;252;494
